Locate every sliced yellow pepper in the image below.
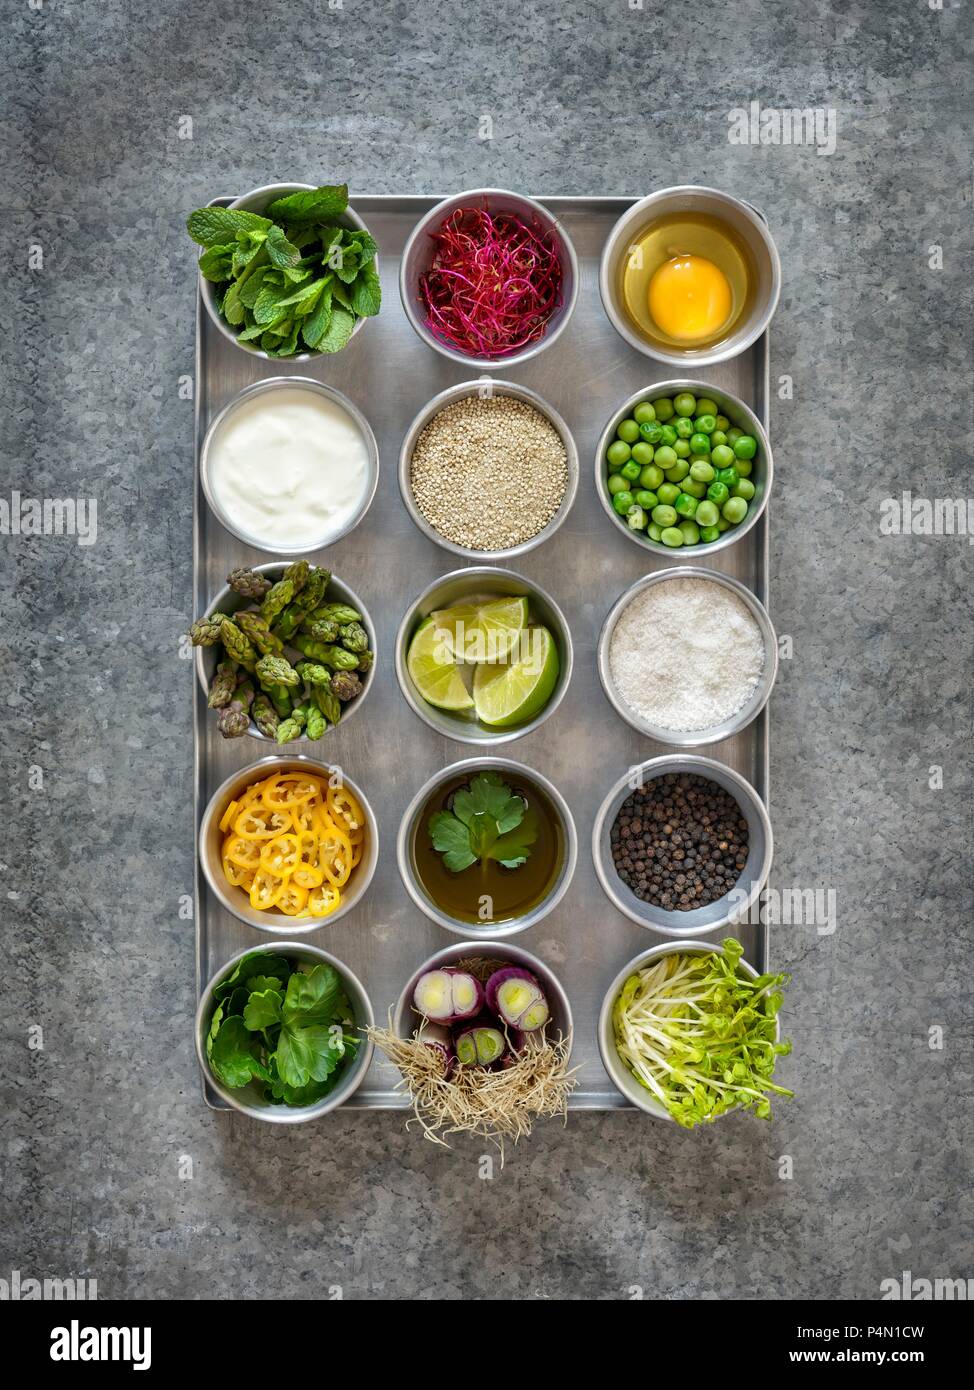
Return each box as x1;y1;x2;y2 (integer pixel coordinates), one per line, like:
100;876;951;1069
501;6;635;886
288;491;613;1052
260;833;300;875
224;835;261;869
276;882;310;916
219;799;240;834
249;867;286;910
306;884;342;918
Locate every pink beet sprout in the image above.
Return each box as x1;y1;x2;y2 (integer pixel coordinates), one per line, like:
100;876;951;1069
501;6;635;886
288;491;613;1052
418;205;564;359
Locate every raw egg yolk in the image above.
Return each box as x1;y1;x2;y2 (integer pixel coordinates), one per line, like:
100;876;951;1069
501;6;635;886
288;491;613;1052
648;255;732;343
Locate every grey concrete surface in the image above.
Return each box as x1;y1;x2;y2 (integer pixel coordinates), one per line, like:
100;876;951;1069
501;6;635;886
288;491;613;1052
2;0;972;1300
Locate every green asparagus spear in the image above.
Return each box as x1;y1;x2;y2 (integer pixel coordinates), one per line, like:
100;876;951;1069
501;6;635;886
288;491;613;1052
312;601;361;624
356;649;374;673
305;705;326;740
259;577;295;625
216;678;254;739
227;567;271;600
190;612;231;646
259;678;293;719
337;621;369;653
251;692;280;738
207;659;239;709
304;617;340;643
255;653;301;688
220;618;258;671
292;633;361;669
275;702;309;745
313;684;343;724
236;610;285;656
294;660;332;687
330;670;363;703
273;569;328;642
282;559;311;594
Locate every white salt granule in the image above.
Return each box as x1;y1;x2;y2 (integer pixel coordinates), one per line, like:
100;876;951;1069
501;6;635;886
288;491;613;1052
608;577;765;732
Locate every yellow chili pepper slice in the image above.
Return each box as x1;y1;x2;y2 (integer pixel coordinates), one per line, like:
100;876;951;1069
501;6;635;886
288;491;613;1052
261;775;320;811
249;867;286;911
219;799;240;834
306;884;342;918
276;882;310;916
319;828;353;888
222;855;252;888
224;835;261;869
260;833;300;875
291;863;324;890
234;807;292;841
327;784;363;834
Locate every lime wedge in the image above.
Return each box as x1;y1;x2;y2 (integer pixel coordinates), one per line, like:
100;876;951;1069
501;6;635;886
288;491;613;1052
430;596;529;664
472;626;559;727
407;618;474;711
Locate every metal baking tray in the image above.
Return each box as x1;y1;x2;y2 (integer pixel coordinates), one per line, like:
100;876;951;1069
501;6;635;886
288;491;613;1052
194;195;771;1110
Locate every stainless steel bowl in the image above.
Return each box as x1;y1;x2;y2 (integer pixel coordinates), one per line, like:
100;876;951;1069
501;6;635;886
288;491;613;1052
399;379;579;561
394;566;573;746
595;379;772;558
195;561;376;744
598;185;780;367
199;754;379;934
597;939;773;1118
397;756;578;939
392;940;573;1049
591;753;773;937
195;940;374;1123
597;568;777;746
398;188;579;369
198;182;374;361
199;377;379;555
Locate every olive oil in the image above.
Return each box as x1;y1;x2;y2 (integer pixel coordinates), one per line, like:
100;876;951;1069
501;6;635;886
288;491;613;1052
620;212;755;352
412;772;564;925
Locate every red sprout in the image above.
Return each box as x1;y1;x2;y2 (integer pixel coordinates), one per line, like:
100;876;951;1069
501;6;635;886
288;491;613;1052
418;205;564;359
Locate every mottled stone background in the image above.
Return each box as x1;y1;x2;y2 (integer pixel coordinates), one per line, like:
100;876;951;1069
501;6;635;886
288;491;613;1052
2;0;971;1300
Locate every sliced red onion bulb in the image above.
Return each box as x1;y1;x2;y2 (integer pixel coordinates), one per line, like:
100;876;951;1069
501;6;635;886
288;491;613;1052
413;967;484;1023
485;967;550;1033
454;1024;506;1067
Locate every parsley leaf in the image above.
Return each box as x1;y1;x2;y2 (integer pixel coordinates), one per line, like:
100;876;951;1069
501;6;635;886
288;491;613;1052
428;772;535;873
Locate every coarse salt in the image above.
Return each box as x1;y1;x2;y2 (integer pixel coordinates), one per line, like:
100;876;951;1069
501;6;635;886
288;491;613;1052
608;577;765;732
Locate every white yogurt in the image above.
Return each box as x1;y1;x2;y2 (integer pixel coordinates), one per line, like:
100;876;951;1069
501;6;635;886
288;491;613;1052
207;387;371;548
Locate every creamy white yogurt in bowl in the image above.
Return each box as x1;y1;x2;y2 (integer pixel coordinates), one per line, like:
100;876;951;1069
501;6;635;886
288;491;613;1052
200;377;379;553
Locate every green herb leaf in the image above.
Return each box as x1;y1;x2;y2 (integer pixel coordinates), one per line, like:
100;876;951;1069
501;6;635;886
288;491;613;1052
429;810;479;872
242;988;283;1032
276;1022;346;1088
282;963;345;1026
428;773;533;873
490;807;539;868
213;953;292;1002
187;206;272;248
209;1016;269;1089
265;223;302;269
452;772;524;834
301;280;334;348
350;262;381;317
315;304;356;354
198;243;235;281
266;184;349;226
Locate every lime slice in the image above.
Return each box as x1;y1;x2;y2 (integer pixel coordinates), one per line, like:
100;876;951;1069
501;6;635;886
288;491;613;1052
407;618;474;711
430;596;529;664
472;626;559;727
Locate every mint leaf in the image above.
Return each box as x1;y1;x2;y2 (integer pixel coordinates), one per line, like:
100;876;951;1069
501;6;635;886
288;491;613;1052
187;206;271;248
315;304;356;353
265;223;302;269
350;263;381;317
243;988;283;1032
429;810;478;872
266;184;349;225
209;1016;269;1089
198;243;235;281
222;280;245;326
349;230;378;268
301;281;334;348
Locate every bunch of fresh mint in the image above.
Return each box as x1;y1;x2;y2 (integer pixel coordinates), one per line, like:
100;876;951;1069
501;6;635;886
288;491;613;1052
187;183;380;356
206;952;361;1107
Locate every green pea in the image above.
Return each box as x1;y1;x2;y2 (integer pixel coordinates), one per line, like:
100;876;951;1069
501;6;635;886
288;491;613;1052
709;429;728;448
715;465;739;488
621;460;641;482
696;398;718;417
699;524;720;543
647;522;663;542
717;516;731;532
606;440;631;468
689;460;715;483
659;424;678;447
626;504;647;531
689;432;711;455
633;402;656;424
711;444;735;469
634;489;658;509
681;478;706;499
617;419;640;444
639;463;664;490
654;445;677;470
664;459;690;483
673;438;691;458
735;458;753;478
733;478;756;501
715;414;730;431
675;416;694;438
660;526;684;547
607;473;628;496
612;490;634;514
656;482;680;505
673;392;696;417
694;414;717;435
707;480;730;505
651;397;675;421
631;441;655;465
639;421;663;444
722;496;748;524
733;434;757;460
679;519;700;545
726;426;743;444
651;504;677;528
695;499;719;528
674;493;698;518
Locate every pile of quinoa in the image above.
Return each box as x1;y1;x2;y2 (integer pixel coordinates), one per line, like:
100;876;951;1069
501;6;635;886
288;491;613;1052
409;395;568;551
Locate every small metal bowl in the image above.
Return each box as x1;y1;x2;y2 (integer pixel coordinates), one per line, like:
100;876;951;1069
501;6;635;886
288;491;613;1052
399;379;579;561
198;182;374;361
597;939;773;1118
195;560;376;744
592;754;773;937
598;568;777;746
397;756;578;939
595;379;772;558
199;377;379;555
392;940;573;1051
199;753;379;935
195;940;374;1123
398;188;579;370
598;185;780;368
395;566;573;746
